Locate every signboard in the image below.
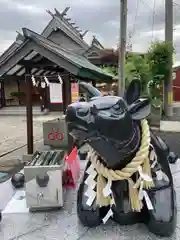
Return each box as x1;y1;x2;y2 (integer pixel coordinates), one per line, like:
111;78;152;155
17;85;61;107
43;118;68;148
48;128;64;142
49;83;62;103
71;83;79;102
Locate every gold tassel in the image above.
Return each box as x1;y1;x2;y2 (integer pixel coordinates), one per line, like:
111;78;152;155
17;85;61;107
128;179;142;212
142;157;154;189
96;174;111;207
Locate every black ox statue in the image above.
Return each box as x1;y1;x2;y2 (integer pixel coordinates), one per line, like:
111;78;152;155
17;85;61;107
65;80;177;237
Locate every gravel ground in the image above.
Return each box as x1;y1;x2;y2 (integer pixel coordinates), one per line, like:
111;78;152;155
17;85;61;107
0;157;180;240
0;115;60;158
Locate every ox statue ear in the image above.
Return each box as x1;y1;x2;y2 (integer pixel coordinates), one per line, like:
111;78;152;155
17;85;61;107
128;98;151;120
124;79;141;105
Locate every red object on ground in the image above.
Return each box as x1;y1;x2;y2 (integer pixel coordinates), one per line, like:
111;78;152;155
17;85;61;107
63;147;80;188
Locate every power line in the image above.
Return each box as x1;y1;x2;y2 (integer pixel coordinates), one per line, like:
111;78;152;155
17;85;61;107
151;0;156;40
132;0;140;37
127;0;140;51
173;2;180;31
139;0;164;22
173;2;180;9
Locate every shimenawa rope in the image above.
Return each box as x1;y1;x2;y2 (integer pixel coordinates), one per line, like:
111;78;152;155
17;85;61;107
88;119;154;212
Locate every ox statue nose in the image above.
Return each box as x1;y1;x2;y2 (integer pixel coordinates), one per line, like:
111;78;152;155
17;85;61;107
66;102;89;123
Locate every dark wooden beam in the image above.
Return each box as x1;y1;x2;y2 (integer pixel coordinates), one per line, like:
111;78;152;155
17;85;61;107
19;59;52;68
2;75;25;81
25;68;33;154
18;60;63;73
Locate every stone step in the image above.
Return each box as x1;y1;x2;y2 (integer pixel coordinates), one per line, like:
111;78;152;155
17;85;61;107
0;107;51;116
0;111;44;116
173;107;180;116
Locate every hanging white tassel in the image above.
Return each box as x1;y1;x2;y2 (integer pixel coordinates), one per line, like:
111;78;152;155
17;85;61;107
102;178;114;224
41;82;46;88
31;75;36;86
102;208;113;224
44;76;50;86
142;190;154;210
85;163;97;206
36;80;39;87
103;178;112;197
58;75;63;84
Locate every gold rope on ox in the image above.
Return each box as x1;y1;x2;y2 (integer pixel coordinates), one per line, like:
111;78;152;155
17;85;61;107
89;119;154;212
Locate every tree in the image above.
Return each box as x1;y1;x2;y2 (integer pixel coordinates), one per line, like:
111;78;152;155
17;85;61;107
101;66;118;76
125;53;151;94
147;40;174;99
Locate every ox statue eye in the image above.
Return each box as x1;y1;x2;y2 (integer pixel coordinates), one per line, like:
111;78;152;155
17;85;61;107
113;103;121;110
76;108;89;117
113;103;125;114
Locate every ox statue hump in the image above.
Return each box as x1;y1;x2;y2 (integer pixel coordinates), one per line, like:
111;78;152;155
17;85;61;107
65;79;177;237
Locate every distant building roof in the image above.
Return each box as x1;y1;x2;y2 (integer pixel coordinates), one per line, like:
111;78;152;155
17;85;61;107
0;27;114;81
41;8;89;50
0;7;90;66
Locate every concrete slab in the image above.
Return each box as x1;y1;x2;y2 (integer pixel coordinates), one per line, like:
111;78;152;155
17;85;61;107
0;157;179;240
1;138;180;240
160;120;180;132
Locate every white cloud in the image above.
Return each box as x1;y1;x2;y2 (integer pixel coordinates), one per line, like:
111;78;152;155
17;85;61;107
16;3;44;14
0;0;180;65
0;40;14;54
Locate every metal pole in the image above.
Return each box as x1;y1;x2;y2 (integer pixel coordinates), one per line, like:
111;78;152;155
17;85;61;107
25;70;33;154
164;0;173;117
118;0;127;96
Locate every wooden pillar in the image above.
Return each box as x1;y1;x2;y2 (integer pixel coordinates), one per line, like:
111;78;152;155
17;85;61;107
25;68;33;154
1;79;5;107
62;74;71;114
17;79;21;105
62;74;73;153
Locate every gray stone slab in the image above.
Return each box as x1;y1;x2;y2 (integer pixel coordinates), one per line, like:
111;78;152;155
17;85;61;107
0;180;15;210
170;161;180;175
1;157;180;240
173;173;180;188
0;212;53;240
15;214;87;240
13;219;180;240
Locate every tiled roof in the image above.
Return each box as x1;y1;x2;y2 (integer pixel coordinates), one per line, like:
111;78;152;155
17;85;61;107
22;28;114;80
